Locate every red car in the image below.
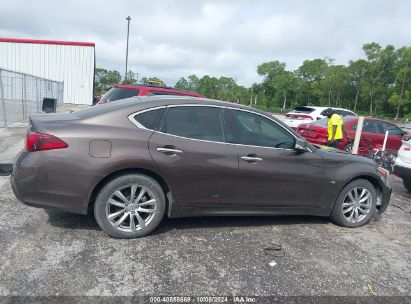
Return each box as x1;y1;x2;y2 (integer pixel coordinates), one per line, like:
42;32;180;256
296;117;406;154
97;84;204;105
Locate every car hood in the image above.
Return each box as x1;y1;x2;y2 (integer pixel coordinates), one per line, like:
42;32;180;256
316;145;346;153
314;144;376;166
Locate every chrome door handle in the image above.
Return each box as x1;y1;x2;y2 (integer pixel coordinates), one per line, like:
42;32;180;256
156;147;184;154
241;156;263;162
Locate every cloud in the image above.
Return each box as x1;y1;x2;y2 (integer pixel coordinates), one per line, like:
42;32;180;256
0;0;410;87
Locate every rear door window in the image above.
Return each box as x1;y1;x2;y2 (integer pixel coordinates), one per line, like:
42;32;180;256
101;88;140;102
160;106;226;142
352;120;380;133
132;108;165;130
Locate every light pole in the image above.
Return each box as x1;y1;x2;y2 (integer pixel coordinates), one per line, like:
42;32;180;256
124;16;131;83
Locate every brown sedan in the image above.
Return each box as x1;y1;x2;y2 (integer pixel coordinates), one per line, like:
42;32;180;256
11;97;392;238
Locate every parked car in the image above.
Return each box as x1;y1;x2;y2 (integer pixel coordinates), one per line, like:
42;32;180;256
97;84;204;105
296;117;405;154
284;106;357;129
399;121;411;134
394;136;411;192
11;96;391;238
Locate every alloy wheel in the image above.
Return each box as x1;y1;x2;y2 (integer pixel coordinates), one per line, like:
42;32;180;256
105;184;157;232
342;187;372;223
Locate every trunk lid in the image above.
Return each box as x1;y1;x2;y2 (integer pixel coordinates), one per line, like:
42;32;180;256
29;113;78;133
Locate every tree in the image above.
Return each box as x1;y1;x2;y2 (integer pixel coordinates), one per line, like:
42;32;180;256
348;59;368;111
362;43;397;115
175;77;189;90
257;61;296;109
123;70;138;85
394;47;411;117
296;59;328;105
93;41;411;118
94;68;121;96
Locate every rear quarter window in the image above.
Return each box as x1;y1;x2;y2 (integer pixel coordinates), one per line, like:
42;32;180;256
132;108;165;130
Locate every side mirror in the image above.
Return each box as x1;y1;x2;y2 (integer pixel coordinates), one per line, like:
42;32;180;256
295;138;309;152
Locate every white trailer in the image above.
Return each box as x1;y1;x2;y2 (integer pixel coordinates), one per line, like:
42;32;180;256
0;37;95;105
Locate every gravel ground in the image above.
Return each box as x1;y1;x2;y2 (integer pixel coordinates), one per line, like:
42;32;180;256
0;107;410;300
0;175;409;297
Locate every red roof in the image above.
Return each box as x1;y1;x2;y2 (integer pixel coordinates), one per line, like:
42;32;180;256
0;37;95;47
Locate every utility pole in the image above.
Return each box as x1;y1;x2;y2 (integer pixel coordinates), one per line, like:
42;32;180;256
124;16;131;83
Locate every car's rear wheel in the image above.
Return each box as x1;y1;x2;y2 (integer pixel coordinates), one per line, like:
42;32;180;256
403;179;411;192
94;174;166;238
330;179;376;228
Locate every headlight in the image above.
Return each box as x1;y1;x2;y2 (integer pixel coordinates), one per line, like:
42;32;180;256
377;167;389;179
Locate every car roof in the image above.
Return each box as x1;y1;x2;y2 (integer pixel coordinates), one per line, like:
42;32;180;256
115;84;202;96
134;96;266;113
78;95;283;123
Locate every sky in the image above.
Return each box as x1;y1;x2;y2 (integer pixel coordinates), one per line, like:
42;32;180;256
0;0;410;87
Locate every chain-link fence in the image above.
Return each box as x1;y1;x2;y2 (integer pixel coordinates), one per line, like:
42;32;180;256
0;68;64;127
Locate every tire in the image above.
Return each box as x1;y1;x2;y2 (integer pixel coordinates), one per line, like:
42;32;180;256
330;179;377;228
344;143;353;153
94;174;166;238
403;179;411;193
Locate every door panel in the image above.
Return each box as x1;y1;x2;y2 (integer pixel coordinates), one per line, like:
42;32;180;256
235;146;326;207
379;121;404;151
227;109;326;207
148;106;239;207
353;120;382;149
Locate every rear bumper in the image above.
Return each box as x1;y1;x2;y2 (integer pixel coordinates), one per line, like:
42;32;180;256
11;150;96;214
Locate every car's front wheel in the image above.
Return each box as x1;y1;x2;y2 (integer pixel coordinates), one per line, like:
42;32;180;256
330;179;377;228
94;174;166;238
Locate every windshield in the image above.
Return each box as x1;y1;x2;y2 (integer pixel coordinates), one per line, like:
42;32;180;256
291;106;315;113
101;87;140;102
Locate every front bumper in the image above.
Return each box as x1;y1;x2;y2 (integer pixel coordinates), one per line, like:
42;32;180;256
377;177;392;214
394;156;411;180
394;165;411;180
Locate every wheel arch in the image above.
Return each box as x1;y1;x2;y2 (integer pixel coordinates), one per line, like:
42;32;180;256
87;167;173;216
331;174;383;213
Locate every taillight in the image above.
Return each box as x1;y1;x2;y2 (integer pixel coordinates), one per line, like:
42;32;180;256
26;132;68;152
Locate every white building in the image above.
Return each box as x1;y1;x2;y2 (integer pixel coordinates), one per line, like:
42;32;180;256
0;37;95;105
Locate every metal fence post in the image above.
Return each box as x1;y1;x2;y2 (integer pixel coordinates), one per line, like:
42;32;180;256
22;74;27;119
36;78;39;112
0;70;7;127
